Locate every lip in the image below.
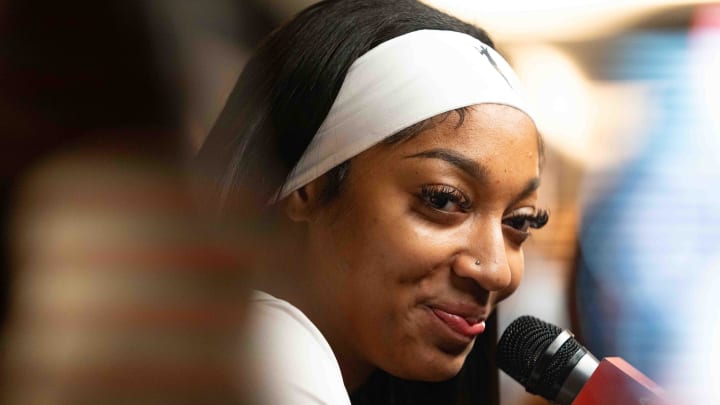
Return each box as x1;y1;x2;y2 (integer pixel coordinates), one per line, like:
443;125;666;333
427;305;487;339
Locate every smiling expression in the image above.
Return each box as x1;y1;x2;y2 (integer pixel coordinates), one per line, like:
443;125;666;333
299;104;545;386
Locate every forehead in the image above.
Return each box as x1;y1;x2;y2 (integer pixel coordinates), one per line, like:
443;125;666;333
370;104;540;179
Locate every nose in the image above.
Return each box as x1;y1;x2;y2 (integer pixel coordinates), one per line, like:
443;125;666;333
452;222;512;292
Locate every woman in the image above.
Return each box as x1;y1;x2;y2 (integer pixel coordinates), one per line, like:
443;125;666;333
195;0;548;403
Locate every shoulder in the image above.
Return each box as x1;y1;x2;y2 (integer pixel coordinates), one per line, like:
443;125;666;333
244;291;351;405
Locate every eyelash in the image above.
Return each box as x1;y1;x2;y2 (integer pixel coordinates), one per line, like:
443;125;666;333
419;184;550;233
502;209;550;233
419;184;472;212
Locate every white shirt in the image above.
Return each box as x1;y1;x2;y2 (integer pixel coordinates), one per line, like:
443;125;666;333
244;291;352;405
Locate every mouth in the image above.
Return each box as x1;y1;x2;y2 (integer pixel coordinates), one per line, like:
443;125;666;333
429;307;486;338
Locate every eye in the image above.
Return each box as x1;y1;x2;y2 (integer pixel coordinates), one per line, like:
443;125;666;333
419;184;472;213
502;208;550;242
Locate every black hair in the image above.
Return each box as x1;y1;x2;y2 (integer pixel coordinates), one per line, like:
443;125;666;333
195;0;495;210
196;1;501;403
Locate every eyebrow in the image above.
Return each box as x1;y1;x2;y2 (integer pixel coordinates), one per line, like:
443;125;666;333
404;148;488;181
404;148;541;202
512;177;541;206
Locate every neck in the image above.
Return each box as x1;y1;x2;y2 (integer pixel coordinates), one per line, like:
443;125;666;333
337;353;375;392
255;217;382;394
254;227;376;393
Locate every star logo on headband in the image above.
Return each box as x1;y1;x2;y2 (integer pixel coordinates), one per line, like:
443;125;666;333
475;45;513;89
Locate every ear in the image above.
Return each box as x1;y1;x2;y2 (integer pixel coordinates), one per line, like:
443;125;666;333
282;179;325;222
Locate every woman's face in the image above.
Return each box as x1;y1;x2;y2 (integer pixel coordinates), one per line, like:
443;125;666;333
302;104;542;384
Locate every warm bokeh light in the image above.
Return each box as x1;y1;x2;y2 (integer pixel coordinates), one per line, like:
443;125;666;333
507;45;595;166
422;0;720;41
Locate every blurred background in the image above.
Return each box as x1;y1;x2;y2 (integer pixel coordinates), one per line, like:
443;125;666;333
1;0;718;404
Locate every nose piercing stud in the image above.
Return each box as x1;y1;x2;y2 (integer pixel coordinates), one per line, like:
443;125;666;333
474;259;481;266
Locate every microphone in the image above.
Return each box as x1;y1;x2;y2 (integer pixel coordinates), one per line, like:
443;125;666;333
496;315;670;405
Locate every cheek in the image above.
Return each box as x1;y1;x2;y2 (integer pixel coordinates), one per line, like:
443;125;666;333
324;201;442;320
328;197;439;281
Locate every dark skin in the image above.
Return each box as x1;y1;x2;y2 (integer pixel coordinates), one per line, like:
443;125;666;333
276;104;543;391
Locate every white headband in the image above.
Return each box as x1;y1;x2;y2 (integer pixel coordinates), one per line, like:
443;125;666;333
274;29;533;202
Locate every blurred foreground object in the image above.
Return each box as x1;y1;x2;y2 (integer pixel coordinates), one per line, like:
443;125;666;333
3;145;250;403
0;0;259;402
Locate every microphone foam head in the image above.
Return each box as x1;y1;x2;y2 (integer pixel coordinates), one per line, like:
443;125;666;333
496;315;585;401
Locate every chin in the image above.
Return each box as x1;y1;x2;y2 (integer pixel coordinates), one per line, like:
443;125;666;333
398;363;465;382
386;349;469;382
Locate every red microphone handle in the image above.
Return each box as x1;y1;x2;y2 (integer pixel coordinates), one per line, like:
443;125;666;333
572;357;672;405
